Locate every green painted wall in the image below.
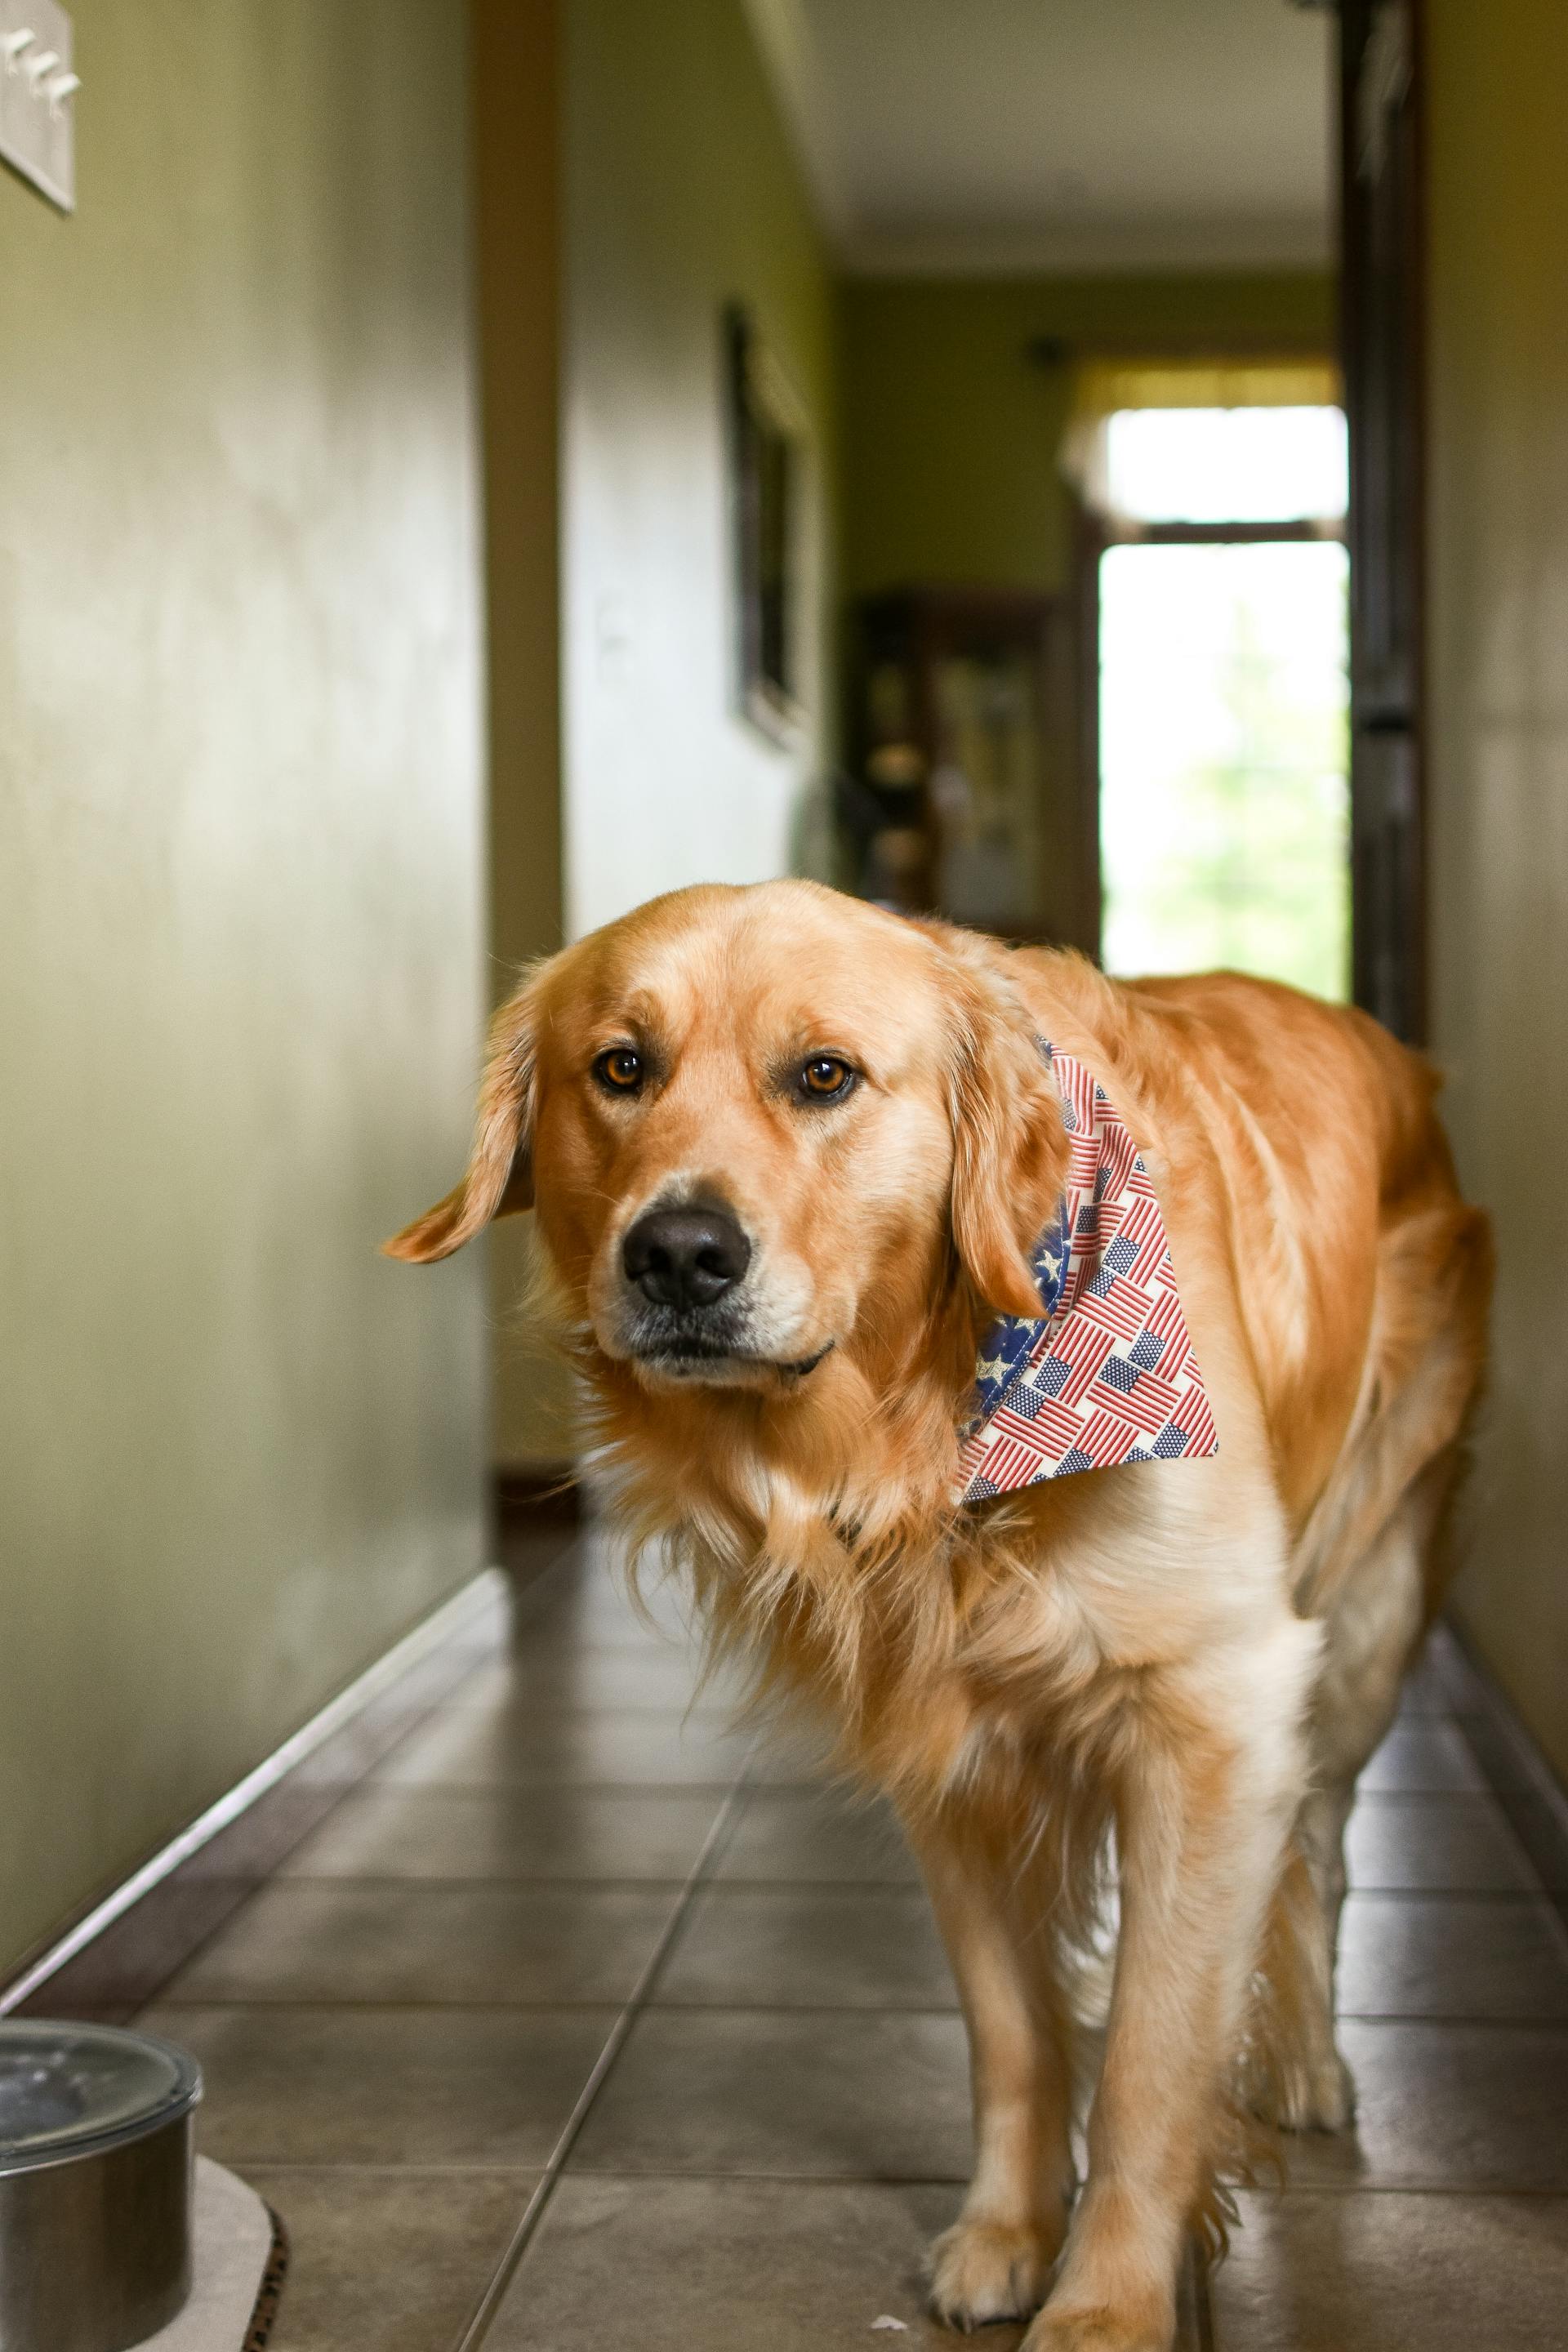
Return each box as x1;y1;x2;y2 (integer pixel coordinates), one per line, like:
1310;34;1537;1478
840;272;1334;597
0;3;488;1976
561;0;840;944
1426;0;1568;1781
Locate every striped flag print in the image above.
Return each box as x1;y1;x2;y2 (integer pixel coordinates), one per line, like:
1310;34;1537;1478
958;1042;1219;1502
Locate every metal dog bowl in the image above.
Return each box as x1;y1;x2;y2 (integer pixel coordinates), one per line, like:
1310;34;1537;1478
0;2020;201;2351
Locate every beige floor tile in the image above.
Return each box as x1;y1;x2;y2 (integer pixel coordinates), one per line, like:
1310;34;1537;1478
1357;1721;1486;1793
745;1717;838;1786
452;1643;744;1717
12;1996;140;2026
371;1705;752;1790
279;1784;724;1882
1285;2021;1568;2189
288;1701;452;1791
654;1886;956;2009
1335;1894;1568;2019
157;1881;680;2005
714;1788;920;1885
1211;2190;1568;2350
143;2002;611;2167
570;2008;973;2180
176;1783;360;1881
487;2176;991;2350
523;1566;697;1653
240;2167;528;2352
1345;1794;1538;1891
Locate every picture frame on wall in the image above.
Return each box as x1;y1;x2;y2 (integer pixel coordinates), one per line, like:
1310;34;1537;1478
725;304;808;745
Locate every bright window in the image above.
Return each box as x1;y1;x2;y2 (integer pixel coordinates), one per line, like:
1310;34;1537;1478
1098;403;1350;1000
1104;405;1348;525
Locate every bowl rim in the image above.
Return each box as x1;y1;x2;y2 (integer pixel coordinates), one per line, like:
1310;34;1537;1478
0;2020;202;2176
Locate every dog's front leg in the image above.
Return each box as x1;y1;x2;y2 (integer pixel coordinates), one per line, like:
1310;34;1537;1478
910;1806;1075;2330
1025;1674;1303;2352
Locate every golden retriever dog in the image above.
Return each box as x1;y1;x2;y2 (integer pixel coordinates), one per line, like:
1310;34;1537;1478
388;880;1490;2352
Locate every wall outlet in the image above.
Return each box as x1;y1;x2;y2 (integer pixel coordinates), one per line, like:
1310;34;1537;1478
0;0;76;212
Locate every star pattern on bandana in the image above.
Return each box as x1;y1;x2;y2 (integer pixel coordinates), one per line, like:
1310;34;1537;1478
957;1042;1218;1502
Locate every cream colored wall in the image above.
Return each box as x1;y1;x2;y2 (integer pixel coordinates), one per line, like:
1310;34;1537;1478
560;0;839;943
0;3;488;1976
1426;0;1568;1780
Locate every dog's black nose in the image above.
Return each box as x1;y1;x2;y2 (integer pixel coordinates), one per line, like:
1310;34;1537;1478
621;1205;752;1309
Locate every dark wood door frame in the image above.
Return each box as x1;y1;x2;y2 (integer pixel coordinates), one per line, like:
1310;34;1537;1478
1340;0;1428;1042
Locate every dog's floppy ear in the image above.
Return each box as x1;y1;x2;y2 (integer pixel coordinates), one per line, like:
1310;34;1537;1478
936;933;1071;1321
383;969;544;1264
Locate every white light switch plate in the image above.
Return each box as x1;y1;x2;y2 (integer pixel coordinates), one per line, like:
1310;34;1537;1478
0;0;76;212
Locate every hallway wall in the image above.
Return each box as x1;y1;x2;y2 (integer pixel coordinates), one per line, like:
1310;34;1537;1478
0;4;488;1978
841;271;1334;596
1425;0;1568;1782
561;0;840;944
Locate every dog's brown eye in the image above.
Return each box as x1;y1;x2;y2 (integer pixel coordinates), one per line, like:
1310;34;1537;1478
800;1055;854;1100
595;1047;644;1094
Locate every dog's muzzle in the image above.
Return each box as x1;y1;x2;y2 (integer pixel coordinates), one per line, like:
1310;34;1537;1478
617;1200;758;1367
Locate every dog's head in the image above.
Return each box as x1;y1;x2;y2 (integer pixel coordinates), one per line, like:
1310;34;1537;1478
386;881;1067;1396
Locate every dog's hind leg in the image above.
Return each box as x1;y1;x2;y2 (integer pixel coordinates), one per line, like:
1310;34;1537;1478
1258;1458;1450;2132
911;1804;1076;2330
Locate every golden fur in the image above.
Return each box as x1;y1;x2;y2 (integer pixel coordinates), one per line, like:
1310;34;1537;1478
388;880;1491;2352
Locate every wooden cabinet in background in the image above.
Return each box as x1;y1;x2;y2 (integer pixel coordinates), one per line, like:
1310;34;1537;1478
843;587;1095;955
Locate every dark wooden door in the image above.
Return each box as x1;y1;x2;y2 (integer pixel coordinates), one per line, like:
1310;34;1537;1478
1340;0;1426;1040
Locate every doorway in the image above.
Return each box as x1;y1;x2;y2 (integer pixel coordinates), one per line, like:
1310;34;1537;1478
1093;403;1351;997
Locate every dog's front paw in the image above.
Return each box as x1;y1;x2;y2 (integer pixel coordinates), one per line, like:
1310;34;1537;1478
1020;2296;1174;2352
929;2215;1062;2331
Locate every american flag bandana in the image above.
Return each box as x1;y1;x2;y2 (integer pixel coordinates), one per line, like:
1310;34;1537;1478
957;1042;1218;1503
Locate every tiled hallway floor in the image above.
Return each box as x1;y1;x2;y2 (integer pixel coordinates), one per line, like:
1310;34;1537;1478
35;1538;1568;2350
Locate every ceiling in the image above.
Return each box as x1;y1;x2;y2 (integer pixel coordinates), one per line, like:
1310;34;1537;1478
743;0;1334;276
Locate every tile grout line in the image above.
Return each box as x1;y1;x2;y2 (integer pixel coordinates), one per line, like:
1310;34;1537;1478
122;1874;1561;1903
189;2161;1568;2196
244;1873;922;1892
452;1770;754;2352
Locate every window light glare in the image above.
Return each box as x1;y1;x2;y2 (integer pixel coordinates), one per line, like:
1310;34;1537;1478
1104;406;1348;526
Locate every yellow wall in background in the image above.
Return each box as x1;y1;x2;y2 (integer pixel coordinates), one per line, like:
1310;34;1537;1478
840;273;1334;598
1426;0;1568;1780
0;4;488;1976
561;0;840;943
